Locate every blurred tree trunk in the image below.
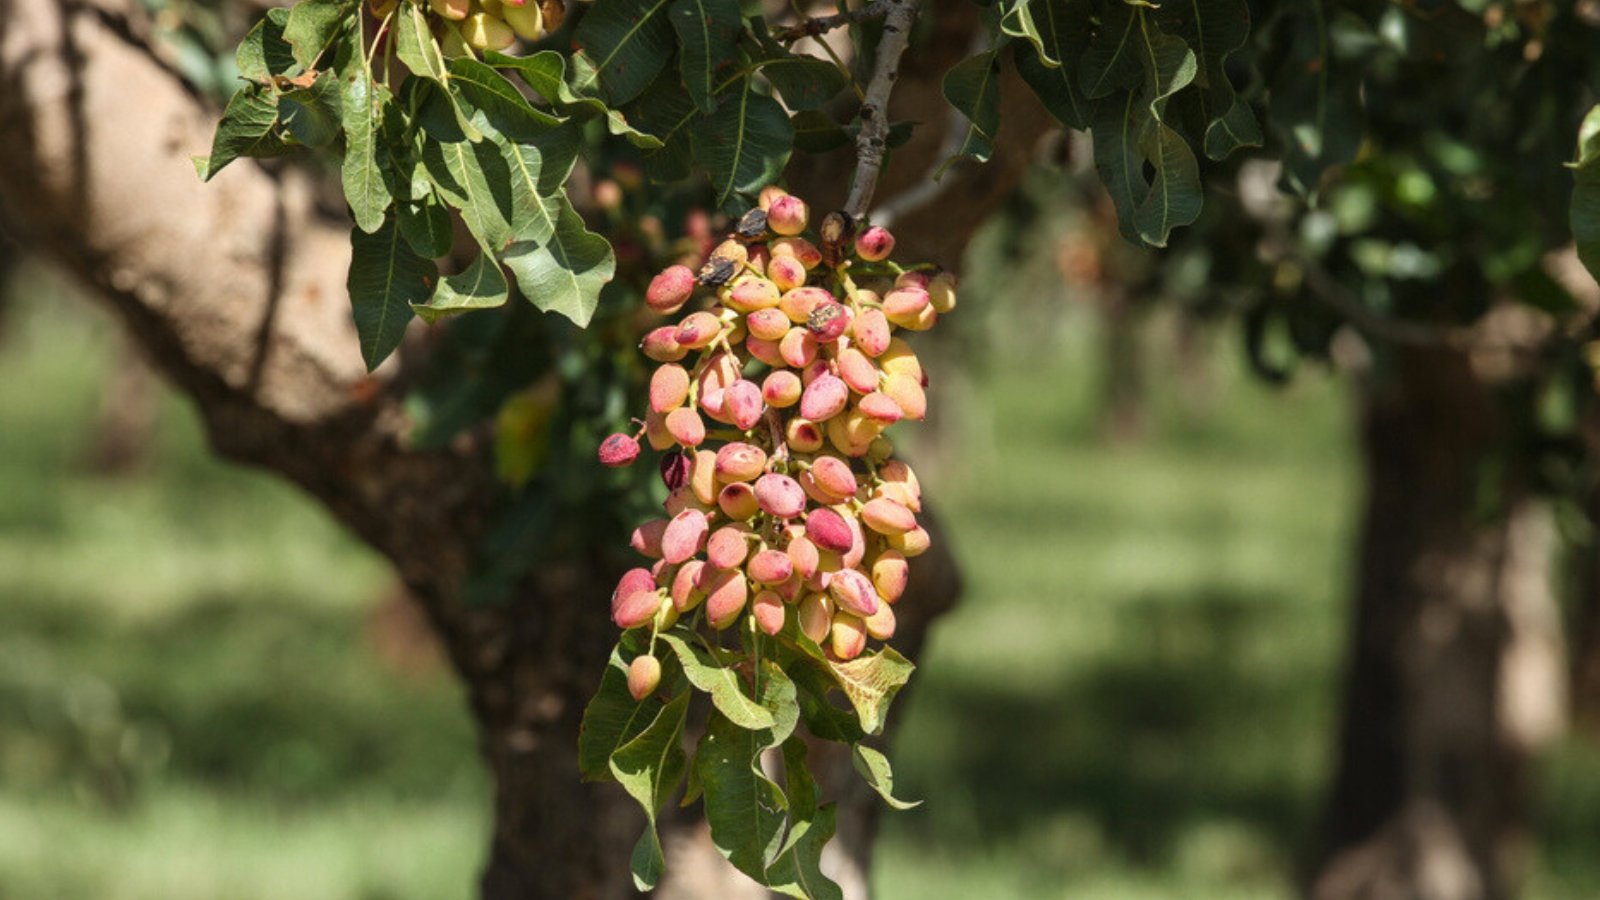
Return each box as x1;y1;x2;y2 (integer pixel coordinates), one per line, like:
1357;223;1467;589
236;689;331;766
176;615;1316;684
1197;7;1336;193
1311;348;1566;900
0;2;992;897
1097;283;1147;443
1571;390;1600;737
80;331;157;475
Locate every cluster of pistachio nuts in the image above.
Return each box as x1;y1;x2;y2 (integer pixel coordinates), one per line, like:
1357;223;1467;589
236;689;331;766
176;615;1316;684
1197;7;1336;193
599;189;955;699
369;0;562;52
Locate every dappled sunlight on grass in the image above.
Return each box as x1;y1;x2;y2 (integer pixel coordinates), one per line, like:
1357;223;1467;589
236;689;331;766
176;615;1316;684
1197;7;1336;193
3;280;1599;898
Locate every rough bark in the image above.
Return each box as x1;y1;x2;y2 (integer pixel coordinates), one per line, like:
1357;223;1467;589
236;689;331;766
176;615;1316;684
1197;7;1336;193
1311;348;1566;900
0;3;971;897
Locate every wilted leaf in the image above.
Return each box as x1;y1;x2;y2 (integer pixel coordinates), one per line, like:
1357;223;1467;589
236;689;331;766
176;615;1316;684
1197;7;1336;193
825;647;913;736
850;744;919;810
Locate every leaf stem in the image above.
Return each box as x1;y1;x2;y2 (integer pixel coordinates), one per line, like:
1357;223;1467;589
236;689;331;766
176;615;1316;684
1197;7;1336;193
843;0;921;218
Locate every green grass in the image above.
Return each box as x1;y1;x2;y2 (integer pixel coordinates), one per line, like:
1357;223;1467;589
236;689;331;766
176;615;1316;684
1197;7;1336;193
1;267;1598;899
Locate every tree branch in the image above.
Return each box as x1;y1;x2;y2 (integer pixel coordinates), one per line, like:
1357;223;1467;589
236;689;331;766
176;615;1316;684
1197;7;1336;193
843;0;920;219
773;0;890;43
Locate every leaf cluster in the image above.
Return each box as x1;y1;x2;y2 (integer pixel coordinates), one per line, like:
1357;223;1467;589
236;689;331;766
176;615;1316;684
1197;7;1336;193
578;623;917;898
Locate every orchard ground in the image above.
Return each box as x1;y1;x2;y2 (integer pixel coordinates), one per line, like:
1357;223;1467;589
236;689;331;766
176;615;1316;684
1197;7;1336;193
3;257;1600;899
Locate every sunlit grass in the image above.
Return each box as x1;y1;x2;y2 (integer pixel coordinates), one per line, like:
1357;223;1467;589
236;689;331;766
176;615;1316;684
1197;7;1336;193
1;268;1598;899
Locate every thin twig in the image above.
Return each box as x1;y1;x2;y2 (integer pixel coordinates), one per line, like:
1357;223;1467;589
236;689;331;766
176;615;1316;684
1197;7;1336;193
774;0;892;43
843;0;920;218
870;29;988;227
1292;256;1466;349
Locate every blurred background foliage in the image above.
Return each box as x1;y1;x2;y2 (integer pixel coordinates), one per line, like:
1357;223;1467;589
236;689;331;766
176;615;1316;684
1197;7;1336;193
5;164;1600;898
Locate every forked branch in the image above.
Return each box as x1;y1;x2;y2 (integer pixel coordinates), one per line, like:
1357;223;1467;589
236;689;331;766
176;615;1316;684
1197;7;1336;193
774;0;892;42
843;0;921;219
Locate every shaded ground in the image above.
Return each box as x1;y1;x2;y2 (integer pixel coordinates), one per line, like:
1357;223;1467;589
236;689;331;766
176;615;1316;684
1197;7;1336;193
1;268;1597;899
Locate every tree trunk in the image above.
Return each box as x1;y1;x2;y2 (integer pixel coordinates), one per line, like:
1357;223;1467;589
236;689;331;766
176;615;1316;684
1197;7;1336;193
0;3;973;896
1311;349;1566;900
1570;391;1600;738
1097;283;1146;443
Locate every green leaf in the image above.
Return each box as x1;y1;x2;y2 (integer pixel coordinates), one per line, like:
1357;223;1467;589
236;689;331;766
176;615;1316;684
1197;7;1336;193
780;737;818;822
1129;11;1201;245
283;0;351;70
1078;0;1142;100
280;72;344;147
1001;0;1053;67
788;661;866;743
447;57;565;142
341;64;393;233
697;710;789;881
671;0;742;113
1088;9;1203;247
523;124;584;194
1091;92;1146;242
1133;120;1202;247
656;632;775;730
790;110;851;153
630;828;667;892
574;0;677;105
850;744;919;810
395;2;448;81
757;55;850;113
630;75;698;182
424;135;521;250
199;85;290;181
1571;105;1600;283
236;8;297;82
395;2;481;142
612;692;690;891
825;646;913;736
746;19;848;111
691;78;794;207
1155;0;1259;159
483;50;663;148
398;196;455;258
502;199;615;327
940;48;1004;174
578;642;666;781
413;250;510;323
1014;0;1096;130
697;661;798;882
346;215;434;370
1266;4;1370;197
765;805;843;900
